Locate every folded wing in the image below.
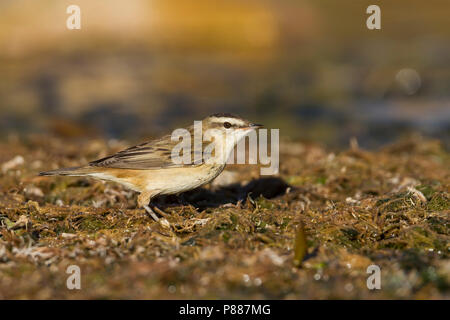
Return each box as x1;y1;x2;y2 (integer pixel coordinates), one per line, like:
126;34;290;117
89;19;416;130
89;134;203;170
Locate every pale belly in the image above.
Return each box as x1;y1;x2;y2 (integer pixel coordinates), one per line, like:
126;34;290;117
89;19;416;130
89;164;225;195
143;164;225;195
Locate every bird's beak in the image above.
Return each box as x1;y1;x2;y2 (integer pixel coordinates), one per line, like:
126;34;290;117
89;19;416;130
249;123;263;129
237;123;263;130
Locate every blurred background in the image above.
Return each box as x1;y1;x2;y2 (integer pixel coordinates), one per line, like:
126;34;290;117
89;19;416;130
0;0;449;148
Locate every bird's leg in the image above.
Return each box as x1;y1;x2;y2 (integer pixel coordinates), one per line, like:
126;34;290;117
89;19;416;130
148;203;172;230
138;191;170;227
149;203;170;219
145;204;172;230
138;191;159;222
144;205;160;222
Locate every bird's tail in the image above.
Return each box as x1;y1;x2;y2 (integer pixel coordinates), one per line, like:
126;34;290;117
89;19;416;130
39;166;93;177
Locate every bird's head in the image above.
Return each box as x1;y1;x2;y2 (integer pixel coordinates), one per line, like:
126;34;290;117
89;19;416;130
203;113;263;139
199;113;263;162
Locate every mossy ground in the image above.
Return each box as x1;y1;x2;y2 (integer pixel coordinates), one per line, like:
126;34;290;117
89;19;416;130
0;135;448;299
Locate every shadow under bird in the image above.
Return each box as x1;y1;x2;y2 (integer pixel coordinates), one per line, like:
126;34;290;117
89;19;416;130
40;114;262;221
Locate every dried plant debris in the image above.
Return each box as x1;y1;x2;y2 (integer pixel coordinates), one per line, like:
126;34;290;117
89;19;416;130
0;135;448;299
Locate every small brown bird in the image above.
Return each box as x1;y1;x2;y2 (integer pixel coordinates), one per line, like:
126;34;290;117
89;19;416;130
40;114;262;221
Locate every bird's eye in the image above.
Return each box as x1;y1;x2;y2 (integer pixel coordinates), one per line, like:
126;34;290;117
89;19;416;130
223;122;232;129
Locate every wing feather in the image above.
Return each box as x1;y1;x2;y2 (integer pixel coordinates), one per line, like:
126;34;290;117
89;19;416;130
89;133;204;170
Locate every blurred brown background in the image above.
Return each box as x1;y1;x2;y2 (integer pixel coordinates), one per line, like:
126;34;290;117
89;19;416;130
1;0;449;148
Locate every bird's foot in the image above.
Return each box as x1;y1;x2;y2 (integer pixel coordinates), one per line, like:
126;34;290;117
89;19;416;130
144;204;171;229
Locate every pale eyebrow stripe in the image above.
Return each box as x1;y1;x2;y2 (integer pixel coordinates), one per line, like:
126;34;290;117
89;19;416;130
211;117;244;126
